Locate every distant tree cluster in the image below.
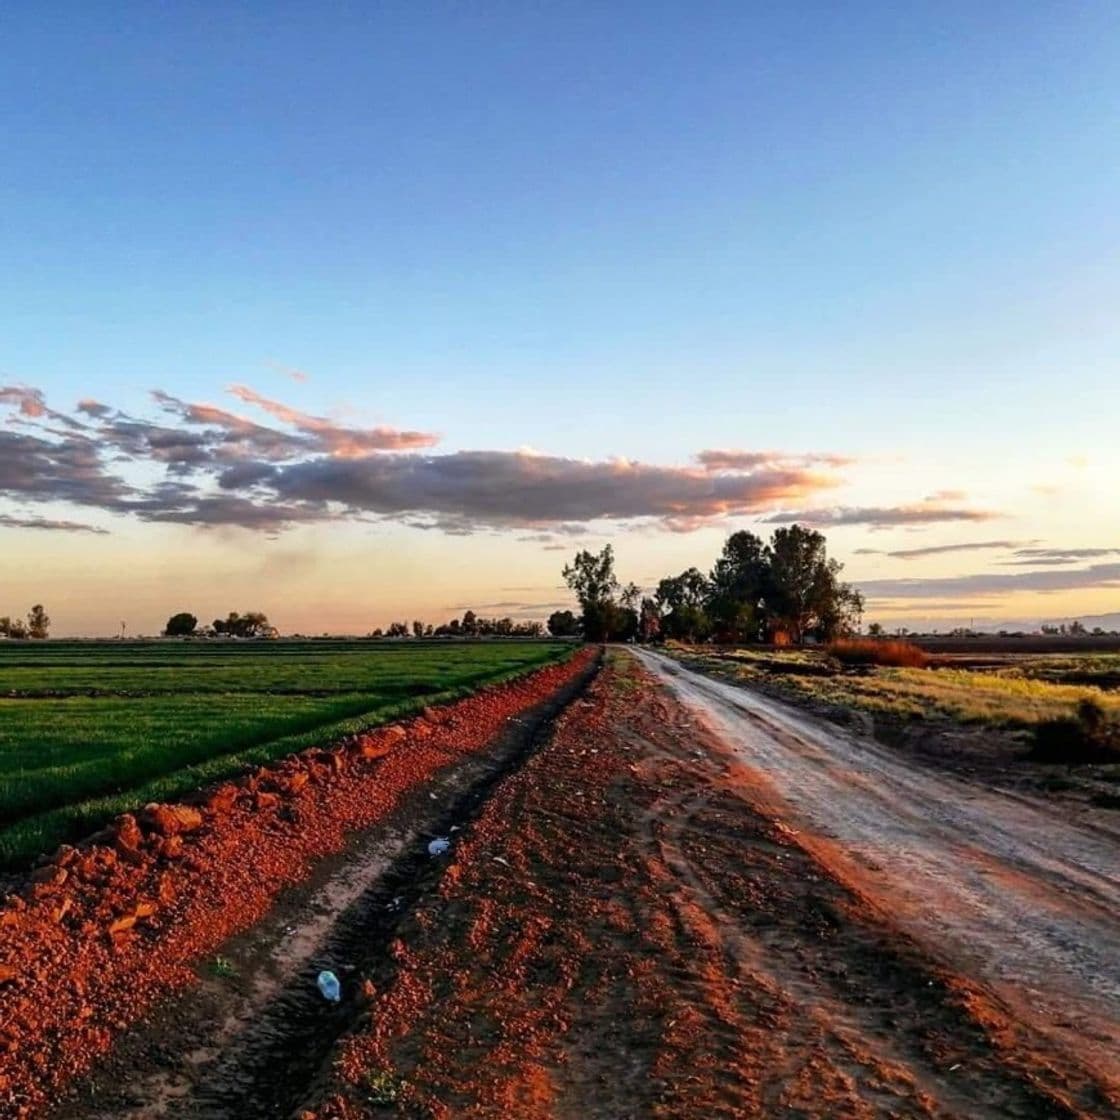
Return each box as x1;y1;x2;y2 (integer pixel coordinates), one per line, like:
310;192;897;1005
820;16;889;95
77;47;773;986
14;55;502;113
546;609;579;637
562;525;864;644
0;604;50;640
369;608;544;639
1041;621;1100;636
163;610;277;639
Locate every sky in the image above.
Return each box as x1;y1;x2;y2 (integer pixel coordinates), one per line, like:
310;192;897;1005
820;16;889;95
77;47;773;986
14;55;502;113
1;2;1118;636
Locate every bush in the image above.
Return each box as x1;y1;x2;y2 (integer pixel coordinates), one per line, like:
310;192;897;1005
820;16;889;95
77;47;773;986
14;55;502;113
1032;699;1120;764
827;639;929;669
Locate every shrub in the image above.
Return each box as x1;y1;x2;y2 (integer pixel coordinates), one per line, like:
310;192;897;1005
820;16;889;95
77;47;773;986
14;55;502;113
1032;698;1120;764
827;639;929;669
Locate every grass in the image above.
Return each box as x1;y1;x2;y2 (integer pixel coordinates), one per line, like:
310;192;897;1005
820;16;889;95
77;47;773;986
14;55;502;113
1018;654;1120;691
672;645;1120;728
0;639;574;869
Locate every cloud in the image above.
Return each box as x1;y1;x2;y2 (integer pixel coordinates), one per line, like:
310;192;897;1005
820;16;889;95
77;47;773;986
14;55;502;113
855;539;1026;560
0;386;47;418
1001;547;1120;566
0;513;109;534
76;398;112;419
2;382;852;535
0;427;136;509
697;449;855;472
871;601;1004;613
135;494;333;530
268;362;310;384
227;385;438;456
924;489;967;502
860;562;1120;601
764;505;1001;529
262;451;838;530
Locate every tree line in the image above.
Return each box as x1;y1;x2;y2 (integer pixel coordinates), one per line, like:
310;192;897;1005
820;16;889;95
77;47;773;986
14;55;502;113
164;611;277;638
0;605;50;640
556;525;864;644
369;610;544;639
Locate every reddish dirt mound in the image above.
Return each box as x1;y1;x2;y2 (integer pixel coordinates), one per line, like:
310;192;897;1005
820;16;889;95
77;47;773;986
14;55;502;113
0;649;593;1118
302;653;1115;1120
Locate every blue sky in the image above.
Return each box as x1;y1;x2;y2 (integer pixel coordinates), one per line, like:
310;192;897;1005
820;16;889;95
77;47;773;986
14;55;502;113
2;3;1118;633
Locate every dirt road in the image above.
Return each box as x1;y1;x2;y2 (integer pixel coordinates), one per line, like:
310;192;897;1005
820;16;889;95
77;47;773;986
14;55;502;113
634;648;1120;1105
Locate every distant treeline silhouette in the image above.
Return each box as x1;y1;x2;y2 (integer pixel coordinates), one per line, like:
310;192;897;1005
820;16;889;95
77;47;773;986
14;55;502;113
559;524;863;644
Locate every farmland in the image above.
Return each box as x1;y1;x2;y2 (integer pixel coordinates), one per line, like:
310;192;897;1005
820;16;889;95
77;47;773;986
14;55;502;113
0;639;572;869
4;646;1120;1117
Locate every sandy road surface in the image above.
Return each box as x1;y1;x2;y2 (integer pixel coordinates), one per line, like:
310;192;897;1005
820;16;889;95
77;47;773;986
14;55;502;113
634;648;1120;1099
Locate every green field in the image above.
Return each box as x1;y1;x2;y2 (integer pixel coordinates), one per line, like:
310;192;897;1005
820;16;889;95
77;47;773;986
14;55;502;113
0;639;574;869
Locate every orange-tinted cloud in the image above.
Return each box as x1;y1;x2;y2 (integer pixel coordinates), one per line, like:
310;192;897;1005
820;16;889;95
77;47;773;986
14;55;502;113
227;385;438;456
0;386;47;418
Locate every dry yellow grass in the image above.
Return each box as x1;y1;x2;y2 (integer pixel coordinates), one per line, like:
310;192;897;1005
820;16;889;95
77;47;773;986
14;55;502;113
675;647;1120;727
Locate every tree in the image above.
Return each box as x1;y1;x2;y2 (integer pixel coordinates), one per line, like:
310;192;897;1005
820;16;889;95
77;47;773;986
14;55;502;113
610;604;639;642
639;597;662;642
0;616;28;639
867;622;884;638
412;619;425;639
164;612;198;637
706;531;767;642
620;582;642;611
212;610;275;639
563;546;619;607
563;545;621;641
655;568;710;641
26;604;50;640
461;610;479;637
816;579;864;641
548;609;580;637
765;526;861;642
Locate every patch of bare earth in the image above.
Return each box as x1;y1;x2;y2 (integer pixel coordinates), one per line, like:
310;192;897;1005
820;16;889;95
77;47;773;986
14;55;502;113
0;650;595;1119
305;653;1113;1120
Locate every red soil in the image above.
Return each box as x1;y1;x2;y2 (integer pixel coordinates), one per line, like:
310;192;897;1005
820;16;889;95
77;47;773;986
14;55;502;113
0;648;594;1119
301;655;1115;1120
